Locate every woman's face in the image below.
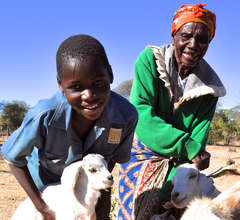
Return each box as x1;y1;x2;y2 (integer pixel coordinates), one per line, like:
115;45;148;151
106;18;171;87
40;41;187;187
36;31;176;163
172;22;210;73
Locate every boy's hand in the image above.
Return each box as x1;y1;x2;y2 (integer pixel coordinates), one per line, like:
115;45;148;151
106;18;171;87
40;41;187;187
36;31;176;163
40;208;55;220
191;149;211;170
38;203;55;220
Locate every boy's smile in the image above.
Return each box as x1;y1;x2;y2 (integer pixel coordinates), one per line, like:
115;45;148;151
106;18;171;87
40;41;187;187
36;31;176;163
58;56;111;121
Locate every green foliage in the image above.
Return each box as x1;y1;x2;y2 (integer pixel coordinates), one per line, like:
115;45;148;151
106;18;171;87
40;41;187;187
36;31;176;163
0;101;6;112
208;112;224;144
208;105;240;145
1;101;29;133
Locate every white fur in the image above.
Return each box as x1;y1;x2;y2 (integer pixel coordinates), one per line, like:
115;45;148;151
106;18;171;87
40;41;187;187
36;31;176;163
171;163;220;209
150;163;220;220
181;181;240;220
11;154;114;220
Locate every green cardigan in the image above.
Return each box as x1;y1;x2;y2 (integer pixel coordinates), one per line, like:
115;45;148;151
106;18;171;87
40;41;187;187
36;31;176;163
130;45;226;198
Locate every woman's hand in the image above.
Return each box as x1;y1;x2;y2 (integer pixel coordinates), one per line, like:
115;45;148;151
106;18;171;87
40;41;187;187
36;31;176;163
191;149;211;170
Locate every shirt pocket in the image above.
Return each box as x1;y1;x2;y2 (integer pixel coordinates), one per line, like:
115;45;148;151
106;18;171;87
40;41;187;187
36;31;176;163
40;151;66;175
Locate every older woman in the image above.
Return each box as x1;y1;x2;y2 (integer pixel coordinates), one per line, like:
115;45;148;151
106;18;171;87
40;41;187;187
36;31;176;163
117;4;226;220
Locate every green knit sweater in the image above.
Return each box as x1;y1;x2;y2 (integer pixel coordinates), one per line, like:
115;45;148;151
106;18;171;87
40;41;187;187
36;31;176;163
130;46;223;198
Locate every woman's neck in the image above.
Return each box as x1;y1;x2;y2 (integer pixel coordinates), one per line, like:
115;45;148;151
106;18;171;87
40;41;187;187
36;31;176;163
178;67;191;79
173;56;192;79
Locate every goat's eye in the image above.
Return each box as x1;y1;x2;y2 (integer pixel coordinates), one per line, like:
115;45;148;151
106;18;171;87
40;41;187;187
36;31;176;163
89;168;97;173
189;173;197;179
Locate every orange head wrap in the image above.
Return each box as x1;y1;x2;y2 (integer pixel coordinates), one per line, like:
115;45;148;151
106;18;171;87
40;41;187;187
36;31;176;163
172;3;216;40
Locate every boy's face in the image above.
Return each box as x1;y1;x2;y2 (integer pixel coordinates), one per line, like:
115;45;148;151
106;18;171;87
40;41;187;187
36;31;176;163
58;56;111;121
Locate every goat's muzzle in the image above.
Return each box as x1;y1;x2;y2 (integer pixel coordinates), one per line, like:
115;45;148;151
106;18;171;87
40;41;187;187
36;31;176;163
102;175;114;190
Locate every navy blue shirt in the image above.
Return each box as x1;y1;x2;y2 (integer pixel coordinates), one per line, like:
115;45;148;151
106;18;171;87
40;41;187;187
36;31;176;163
1;91;138;190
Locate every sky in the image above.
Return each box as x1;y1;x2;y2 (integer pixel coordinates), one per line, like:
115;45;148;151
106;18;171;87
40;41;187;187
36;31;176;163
0;0;239;109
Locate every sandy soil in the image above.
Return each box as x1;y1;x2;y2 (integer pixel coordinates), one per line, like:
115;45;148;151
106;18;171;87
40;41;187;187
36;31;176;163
203;145;240;191
0;145;239;220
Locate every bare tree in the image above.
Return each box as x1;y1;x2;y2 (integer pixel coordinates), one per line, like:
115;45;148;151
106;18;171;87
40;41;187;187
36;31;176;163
114;80;133;99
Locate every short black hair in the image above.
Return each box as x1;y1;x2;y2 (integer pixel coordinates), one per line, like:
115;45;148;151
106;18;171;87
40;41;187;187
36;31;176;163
56;34;113;82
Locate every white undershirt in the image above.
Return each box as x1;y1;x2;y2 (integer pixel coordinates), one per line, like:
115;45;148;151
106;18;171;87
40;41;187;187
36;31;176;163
178;75;188;90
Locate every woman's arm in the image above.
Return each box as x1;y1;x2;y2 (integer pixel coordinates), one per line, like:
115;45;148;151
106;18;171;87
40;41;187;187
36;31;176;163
187;95;218;170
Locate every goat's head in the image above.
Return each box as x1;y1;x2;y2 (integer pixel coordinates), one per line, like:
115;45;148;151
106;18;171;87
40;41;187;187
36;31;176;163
181;181;240;220
171;163;215;209
81;154;114;191
61;154;114;192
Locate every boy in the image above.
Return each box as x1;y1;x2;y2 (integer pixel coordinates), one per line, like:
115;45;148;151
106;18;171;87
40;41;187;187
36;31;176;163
1;34;138;219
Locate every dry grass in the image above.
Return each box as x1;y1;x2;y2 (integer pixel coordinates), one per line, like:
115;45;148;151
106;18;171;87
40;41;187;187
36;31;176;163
203;145;240;192
0;156;27;220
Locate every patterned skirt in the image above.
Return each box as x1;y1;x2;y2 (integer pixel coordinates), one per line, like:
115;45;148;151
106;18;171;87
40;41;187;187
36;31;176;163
117;136;171;220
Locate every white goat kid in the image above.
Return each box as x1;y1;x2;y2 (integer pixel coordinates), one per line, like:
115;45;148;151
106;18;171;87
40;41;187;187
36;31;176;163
171;163;220;209
181;181;240;220
151;163;220;220
11;154;114;220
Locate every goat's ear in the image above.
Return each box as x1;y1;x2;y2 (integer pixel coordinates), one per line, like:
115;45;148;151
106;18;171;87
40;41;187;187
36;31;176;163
61;161;83;189
198;173;214;196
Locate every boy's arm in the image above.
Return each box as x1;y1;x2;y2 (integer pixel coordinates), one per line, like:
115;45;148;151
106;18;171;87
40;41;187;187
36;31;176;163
1;109;55;218
9;164;55;219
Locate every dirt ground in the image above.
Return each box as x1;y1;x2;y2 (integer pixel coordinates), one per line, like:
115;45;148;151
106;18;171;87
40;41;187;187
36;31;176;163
0;145;240;220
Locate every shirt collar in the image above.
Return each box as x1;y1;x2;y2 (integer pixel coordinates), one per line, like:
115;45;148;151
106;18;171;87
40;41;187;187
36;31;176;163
48;91;126;130
147;44;226;110
48;93;71;130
